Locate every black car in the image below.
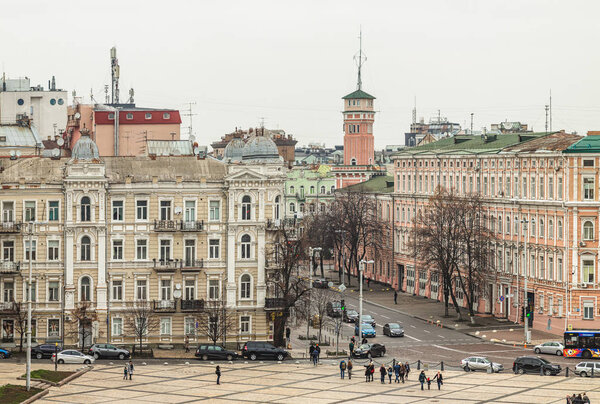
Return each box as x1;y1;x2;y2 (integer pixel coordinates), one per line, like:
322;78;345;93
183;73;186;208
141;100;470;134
352;343;386;358
513;356;561;375
88;344;130;360
383;323;404;337
326;301;342;318
343;309;359;323
32;343;63;359
312;279;329;289
242;341;288;361
195;344;238;361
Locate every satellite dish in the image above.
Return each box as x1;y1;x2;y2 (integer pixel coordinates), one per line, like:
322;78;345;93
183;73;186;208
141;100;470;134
57;138;64;146
175;283;181;290
173;290;182;299
74;112;81;119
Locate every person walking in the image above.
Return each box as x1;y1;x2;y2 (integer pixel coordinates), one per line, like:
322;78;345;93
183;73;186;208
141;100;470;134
399;362;406;383
364;362;371;382
215;365;221;385
123;365;128;380
582;392;590;404
315;344;321;364
361;337;368;345
405;361;410;380
433;371;443;390
128;361;134;380
379;365;386;384
339;360;347;379
311;347;319;366
426;376;432;390
309;343;315;364
394;290;398;305
387;366;393;384
418;371;426;390
286;327;291;347
349;340;354;358
394;361;401;383
184;335;190;353
347;360;353;380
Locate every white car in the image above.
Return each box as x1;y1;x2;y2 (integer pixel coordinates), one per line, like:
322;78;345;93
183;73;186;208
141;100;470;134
574;362;600;377
460;356;503;372
533;341;564;356
52;350;95;364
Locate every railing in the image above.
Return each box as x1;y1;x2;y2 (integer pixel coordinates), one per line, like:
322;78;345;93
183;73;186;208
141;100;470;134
180;220;204;231
0;302;16;313
153;220;178;231
182;259;204;270
0;222;22;233
266;218;297;229
152;300;176;312
153;259;180;271
264;298;287;309
0;261;21;273
180;299;204;312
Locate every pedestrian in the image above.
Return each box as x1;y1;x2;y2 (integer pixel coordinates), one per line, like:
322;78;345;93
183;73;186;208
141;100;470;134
582;392;590;404
433;371;443;390
361;337;368;345
340;360;346;379
286;327;291;347
405;361;410;380
128;360;134;380
426;376;431;390
315;344;321;363
400;362;406;383
347;360;353;380
394;290;398;305
394;361;401;383
184;335;190;353
349;340;355;357
369;362;375;382
215;365;221;385
123;365;128;380
418;371;426;390
311;348;318;366
387;366;393;384
379;364;386;384
364;362;371;382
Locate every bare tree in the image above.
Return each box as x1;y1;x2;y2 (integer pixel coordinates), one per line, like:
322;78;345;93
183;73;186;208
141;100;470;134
303;212;335;279
68;301;99;350
124;301;160;354
11;303;27;352
195;300;236;346
310;289;335;344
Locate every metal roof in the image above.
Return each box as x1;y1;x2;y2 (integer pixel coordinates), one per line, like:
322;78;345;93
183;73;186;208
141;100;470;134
147;140;193;156
0;125;43;148
342;89;376;100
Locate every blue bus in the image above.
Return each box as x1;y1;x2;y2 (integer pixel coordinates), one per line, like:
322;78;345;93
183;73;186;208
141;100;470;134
564;330;600;359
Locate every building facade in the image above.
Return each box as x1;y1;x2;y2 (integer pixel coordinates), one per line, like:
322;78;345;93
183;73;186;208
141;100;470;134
284;165;336;219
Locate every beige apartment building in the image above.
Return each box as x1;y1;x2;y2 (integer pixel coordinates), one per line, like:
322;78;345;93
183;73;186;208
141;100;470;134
0;131;286;347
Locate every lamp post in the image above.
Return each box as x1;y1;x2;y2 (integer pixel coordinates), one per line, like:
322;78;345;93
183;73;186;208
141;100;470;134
335;230;345;284
519;218;533;345
358;259;374;342
306;247;322;340
26;222;33;391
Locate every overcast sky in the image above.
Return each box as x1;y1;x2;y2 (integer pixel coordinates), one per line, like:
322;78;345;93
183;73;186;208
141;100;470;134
2;0;600;148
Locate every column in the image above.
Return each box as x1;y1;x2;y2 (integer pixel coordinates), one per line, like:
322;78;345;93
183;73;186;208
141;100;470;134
226;190;237;308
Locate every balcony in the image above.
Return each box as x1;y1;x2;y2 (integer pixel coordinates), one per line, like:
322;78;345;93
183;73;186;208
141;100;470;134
264;297;287;310
0;261;21;274
153;220;178;232
0;222;22;233
180;299;204;312
182;259;204;271
0;302;17;314
152;300;176;312
180;220;204;232
153;259;180;271
266;218;296;229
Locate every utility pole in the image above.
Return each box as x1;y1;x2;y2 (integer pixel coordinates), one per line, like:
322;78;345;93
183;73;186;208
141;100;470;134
26;222;33;391
520;218;532;344
182;102;197;140
544;105;549;134
549;89;552;132
306;247;322;340
470;113;474;134
358;260;373;343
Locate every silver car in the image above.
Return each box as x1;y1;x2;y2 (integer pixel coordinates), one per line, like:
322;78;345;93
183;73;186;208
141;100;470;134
52;350;95;364
460;356;503;372
533;341;564;356
575;362;600;377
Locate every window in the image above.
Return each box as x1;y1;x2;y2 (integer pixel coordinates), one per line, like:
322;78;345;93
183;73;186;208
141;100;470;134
2;202;14;223
208;279;219;300
241;234;251;259
25;201;36;222
145;112;152;120
48;240;59;261
48;319;60;338
583;302;594;320
548;177;554;199
112;318;123;336
209;239;220;259
184;279;195;300
48;201;59;221
80;236;91;261
240;274;251;299
184;200;195;223
160;318;171;335
558;258;563;282
160;240;171;262
136;200;148;221
25;240;36;261
582;260;595;284
112;200;123;221
583;159;595;167
241;196;251;220
549;220;554;239
584;178;595;200
79;276;91;301
209;201;220;221
320;185;326;194
80;197;91;221
136;279;147;300
531;176;536;198
163;113;170;119
112;280;123;301
310;186;315;194
160;279;171;300
539;219;544;238
184;317;196;336
126;113;133;120
558;177;563;199
160;201;171;220
549;257;554;280
112;239;123;260
3;281;14;302
289;203;295;213
540;256;545;279
558;220;563;240
184;239;195;266
2;241;14;262
48;281;59;301
240;316;250;333
136;239;147;260
274;195;281;220
583;221;594;241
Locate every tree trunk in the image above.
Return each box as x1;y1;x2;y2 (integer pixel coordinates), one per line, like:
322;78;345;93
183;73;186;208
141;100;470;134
19;330;24;353
273;314;287;347
319;253;324;279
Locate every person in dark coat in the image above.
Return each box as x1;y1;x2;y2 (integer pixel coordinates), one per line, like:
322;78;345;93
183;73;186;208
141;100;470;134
387;366;393;384
379;365;387;384
215;365;221;385
405;361;410;380
394;290;398;304
364;362;371;382
582;392;590;404
393;362;401;383
128;361;134;380
433;371;443;390
123;365;128;380
418;371;426;390
400;363;406;383
347;360;353;380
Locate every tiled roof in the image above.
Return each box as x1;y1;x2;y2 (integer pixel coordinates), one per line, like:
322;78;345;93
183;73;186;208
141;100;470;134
503;132;582;153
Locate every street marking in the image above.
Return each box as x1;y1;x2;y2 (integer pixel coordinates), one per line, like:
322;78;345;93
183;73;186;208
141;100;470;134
410;325;416;328
432;344;469;353
422;330;430;333
438;335;446;339
404;334;421;342
380;315;390;319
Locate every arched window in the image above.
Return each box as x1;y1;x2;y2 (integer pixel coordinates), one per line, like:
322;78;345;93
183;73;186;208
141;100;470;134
558;220;563;240
539;219;545;238
549;219;554;239
299;186;305;197
320;186;326;194
240;274;251;299
241;234;251;259
330;186;335;193
80;276;91;301
506;215;510;234
290;202;295;213
350;158;357;166
81;196;91;222
309;203;315;213
81;236;91;261
289;186;295;194
583;221;594;241
310;186;315;194
320;203;326;212
241;195;251;220
299;203;305;212
274;196;280;220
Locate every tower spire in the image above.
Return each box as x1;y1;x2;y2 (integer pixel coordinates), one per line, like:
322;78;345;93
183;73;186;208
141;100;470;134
354;28;367;90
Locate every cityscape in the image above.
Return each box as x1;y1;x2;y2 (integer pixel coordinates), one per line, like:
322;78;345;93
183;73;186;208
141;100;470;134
0;1;599;403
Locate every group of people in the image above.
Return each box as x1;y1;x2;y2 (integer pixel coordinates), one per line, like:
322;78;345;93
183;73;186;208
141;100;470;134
417;370;443;390
122;361;135;380
567;393;590;404
309;343;321;365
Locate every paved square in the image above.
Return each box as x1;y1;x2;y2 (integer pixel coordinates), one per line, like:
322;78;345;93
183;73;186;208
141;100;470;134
5;361;594;403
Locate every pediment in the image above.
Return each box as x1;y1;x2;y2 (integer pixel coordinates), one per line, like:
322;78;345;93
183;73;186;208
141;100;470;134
225;169;267;181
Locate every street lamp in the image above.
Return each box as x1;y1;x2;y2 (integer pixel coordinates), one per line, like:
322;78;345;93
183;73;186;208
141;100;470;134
335;230;345;284
358;259;374;343
306;247;322;340
517;218;533;344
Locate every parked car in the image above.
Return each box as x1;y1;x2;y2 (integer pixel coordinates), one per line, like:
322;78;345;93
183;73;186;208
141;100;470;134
343;309;359;323
32;344;63;359
0;347;11;359
574;362;600;377
355;323;376;338
52;350;95;364
242;341;288;361
512;356;561;375
359;315;376;328
326;301;342;318
533;341;564;356
460;356;504;372
195;344;238;361
353;343;386;358
383;323;404;337
312;279;329;289
88;344;130;360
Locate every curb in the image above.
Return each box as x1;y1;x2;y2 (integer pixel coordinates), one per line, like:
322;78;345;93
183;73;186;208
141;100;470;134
21;388;49;404
17;366;93;388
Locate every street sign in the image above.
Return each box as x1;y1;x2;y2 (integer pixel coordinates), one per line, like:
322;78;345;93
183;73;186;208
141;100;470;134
328;281;334;288
338;284;347;293
568;324;573;331
499;296;505;302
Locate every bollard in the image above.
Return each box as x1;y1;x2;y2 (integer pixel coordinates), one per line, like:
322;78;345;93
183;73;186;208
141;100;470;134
417;360;421;370
565;367;569;377
441;361;444;371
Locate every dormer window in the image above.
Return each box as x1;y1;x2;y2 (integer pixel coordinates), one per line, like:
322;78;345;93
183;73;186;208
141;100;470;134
163;113;170;120
145;113;152;120
126;113;133;120
108;113;115;120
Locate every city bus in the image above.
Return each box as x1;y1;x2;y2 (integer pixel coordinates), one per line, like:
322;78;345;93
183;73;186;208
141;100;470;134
564;330;600;359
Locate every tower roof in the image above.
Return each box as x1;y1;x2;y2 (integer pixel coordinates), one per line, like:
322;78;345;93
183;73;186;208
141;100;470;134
342;89;376;100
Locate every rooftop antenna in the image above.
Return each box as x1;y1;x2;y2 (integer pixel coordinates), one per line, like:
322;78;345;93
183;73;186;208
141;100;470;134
182;102;197;140
353;28;367;90
104;85;109;103
412;96;416;124
110;47;120;104
128;88;134;104
549;89;552;132
545;104;549;134
470;113;474;134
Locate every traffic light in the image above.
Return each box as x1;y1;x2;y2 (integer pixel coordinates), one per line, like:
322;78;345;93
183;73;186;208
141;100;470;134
525;306;534;327
341;299;345;311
